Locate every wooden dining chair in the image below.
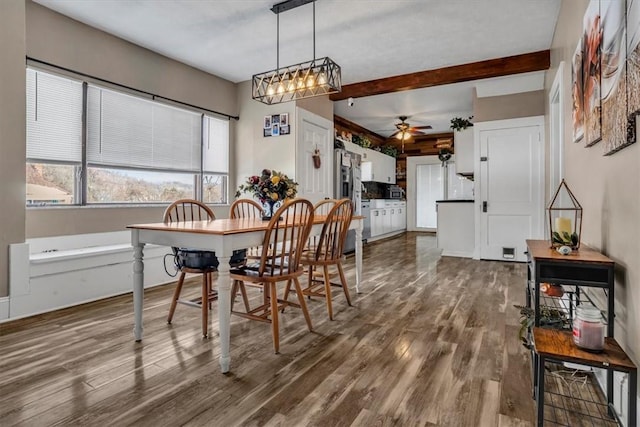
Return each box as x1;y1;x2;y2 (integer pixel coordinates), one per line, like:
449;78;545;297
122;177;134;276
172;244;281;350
230;198;263;220
164;199;218;338
230;198;315;353
295;198;354;320
229;198;264;312
305;199;337;252
313;198;337;215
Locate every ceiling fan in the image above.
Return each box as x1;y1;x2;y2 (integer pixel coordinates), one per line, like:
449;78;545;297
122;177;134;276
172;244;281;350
389;116;432;152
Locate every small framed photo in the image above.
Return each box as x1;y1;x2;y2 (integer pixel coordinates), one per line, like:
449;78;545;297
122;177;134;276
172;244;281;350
280;113;289;127
263;128;271;137
280;125;290;135
263;115;271;129
271;114;280;125
271;123;280;136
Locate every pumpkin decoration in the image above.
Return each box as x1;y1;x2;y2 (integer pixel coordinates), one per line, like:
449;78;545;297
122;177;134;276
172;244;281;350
540;283;565;297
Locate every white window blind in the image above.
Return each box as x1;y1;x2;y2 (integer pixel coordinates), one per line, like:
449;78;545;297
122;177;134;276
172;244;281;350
26;68;83;163
87;85;202;172
203;115;229;174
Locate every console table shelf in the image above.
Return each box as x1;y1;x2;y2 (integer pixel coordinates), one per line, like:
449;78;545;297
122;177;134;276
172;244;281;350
525;239;637;427
533;328;636;426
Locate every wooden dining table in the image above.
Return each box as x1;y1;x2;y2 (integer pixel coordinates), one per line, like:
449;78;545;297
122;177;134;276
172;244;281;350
127;215;363;373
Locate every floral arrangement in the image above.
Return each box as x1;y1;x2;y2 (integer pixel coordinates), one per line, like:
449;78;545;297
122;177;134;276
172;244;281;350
235;169;298;204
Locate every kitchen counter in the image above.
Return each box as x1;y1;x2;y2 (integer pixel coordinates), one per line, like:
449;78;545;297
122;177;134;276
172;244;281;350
436;201;474;258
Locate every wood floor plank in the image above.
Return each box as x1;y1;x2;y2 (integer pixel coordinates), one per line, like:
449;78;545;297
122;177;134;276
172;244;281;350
0;233;541;426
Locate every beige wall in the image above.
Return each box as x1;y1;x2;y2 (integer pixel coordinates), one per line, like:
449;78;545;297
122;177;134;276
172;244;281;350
0;0;27;297
548;0;640;365
235;81;298;186
474;90;545;122
234;81;332;189
26;1;236;115
295;95;334;122
23;1;238;238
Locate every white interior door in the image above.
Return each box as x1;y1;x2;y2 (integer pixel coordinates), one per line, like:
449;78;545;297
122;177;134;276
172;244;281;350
407;156;443;232
295;107;332;204
476;117;544;262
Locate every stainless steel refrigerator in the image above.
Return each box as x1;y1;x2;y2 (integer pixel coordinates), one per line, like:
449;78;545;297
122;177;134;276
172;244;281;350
334;148;362;253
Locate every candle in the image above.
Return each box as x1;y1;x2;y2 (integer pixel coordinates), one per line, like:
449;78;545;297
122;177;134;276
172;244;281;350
555;217;572;237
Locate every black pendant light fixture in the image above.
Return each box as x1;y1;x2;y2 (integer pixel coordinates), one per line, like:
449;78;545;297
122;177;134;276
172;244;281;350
252;0;341;105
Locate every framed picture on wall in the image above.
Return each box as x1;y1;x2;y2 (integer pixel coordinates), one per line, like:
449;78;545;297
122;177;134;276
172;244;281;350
625;0;640;148
264;115;272;129
263;128;271;137
280;125;290;135
601;0;628;155
582;0;602;147
271;114;280;125
280;113;289;127
271;123;280;136
572;39;585;143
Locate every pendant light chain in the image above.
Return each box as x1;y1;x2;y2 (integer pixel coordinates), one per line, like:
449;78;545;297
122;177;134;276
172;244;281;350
276;13;280;70
313;0;316;59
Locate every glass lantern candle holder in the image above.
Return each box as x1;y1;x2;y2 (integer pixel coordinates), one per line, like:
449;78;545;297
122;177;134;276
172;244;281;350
547;179;583;250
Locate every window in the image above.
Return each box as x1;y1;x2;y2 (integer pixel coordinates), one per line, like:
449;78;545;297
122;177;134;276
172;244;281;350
26;68;83;206
202;115;230;204
25;67;230;206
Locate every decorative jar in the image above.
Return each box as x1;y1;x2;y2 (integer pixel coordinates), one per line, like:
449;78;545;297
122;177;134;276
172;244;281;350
573;305;605;352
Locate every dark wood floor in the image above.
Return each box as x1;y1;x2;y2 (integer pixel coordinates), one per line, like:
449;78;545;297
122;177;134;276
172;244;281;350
0;232;536;426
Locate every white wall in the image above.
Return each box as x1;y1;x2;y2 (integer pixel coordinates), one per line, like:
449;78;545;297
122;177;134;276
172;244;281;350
235;81;297;185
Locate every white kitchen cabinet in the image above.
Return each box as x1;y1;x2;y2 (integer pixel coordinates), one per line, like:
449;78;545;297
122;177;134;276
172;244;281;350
454;128;474;175
361;161;373;181
369;200;406;239
382;207;392;234
371;208;383;237
361;149;395;183
392;201;407;230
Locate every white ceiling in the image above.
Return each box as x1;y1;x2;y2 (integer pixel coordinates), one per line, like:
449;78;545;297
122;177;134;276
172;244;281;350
34;0;561;135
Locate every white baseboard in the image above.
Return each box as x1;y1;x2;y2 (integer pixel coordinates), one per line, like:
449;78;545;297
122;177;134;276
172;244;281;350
0;297;8;320
441;249;474;258
367;230;405;243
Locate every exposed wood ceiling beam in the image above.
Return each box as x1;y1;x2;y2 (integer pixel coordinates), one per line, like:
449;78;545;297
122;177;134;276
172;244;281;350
330;50;550;101
334;114;387;143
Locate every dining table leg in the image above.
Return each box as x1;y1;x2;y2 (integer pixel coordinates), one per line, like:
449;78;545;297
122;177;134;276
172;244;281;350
216;255;232;373
355;220;363;293
132;231;145;342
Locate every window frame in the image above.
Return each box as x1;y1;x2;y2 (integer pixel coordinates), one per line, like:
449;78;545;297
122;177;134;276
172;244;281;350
25;66;231;208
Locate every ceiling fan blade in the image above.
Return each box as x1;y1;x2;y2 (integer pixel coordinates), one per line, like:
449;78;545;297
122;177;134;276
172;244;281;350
389;130;401;138
412;125;433;130
409;129;427;136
